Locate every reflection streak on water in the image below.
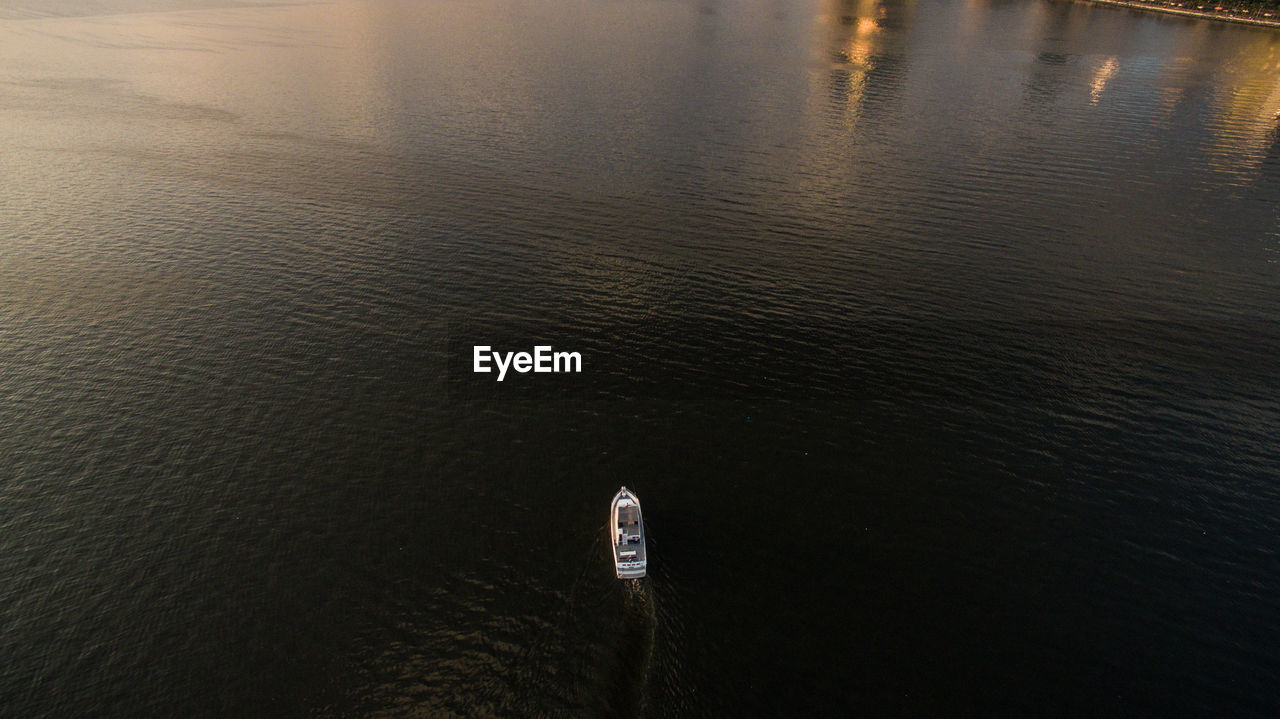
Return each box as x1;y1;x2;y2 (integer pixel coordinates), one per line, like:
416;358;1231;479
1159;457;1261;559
821;1;883;126
1091;56;1120;103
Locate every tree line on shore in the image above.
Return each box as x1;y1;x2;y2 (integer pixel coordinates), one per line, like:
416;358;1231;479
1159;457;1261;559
1126;0;1280;15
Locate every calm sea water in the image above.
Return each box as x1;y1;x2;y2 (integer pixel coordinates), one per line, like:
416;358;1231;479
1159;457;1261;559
2;0;1279;716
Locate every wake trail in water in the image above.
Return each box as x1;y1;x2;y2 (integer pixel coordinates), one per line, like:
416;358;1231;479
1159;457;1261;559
494;522;658;717
597;576;657;718
487;523;609;716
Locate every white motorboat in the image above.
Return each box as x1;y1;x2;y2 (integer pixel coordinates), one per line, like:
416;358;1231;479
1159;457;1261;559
611;486;647;579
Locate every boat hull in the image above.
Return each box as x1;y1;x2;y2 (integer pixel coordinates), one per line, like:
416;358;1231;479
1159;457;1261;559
610;487;647;579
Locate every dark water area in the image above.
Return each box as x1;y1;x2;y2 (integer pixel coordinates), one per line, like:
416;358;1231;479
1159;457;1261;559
2;0;1279;716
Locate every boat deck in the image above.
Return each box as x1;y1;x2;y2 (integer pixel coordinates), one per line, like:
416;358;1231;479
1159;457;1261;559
614;515;646;563
612;491;647;578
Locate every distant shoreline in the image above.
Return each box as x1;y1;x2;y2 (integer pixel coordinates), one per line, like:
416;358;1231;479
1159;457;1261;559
1079;0;1280;28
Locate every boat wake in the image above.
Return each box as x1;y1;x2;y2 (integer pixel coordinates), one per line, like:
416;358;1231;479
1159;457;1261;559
596;573;657;718
537;517;659;717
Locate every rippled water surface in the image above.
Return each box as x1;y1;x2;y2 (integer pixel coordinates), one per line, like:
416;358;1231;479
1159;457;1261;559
2;0;1279;716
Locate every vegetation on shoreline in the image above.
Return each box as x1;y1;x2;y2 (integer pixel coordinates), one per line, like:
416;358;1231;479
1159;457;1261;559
1087;0;1280;24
